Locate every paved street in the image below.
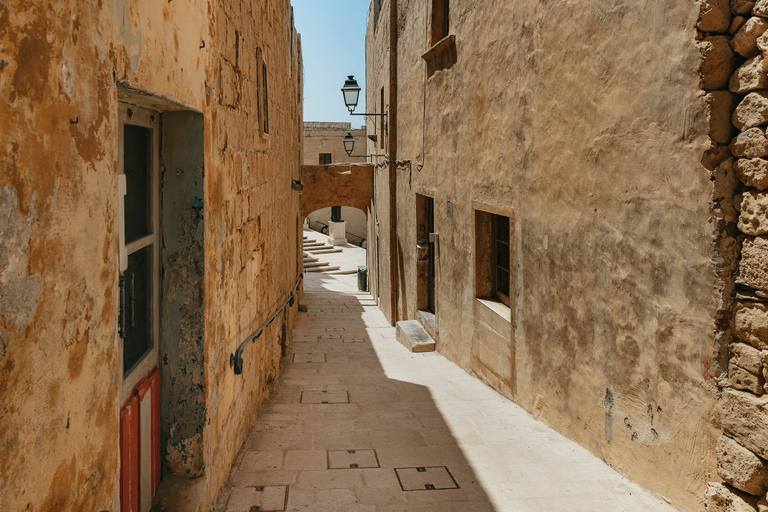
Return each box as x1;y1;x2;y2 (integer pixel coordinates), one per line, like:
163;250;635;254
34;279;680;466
215;268;680;512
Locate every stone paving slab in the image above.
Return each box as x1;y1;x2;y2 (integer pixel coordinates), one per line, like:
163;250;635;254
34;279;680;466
215;271;679;512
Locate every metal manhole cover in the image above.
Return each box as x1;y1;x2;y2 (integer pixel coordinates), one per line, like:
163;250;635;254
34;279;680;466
292;352;326;363
300;390;349;404
226;485;288;512
327;449;380;469
395;467;459;491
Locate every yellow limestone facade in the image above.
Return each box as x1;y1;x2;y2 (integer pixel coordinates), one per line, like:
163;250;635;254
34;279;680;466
0;0;303;510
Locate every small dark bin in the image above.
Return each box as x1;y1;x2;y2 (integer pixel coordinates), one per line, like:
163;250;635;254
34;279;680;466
357;266;368;291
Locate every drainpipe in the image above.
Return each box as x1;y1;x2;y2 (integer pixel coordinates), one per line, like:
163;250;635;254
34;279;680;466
388;0;399;324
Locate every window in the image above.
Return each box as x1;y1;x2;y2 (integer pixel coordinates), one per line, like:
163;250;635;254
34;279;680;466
319;153;332;165
262;61;269;135
373;0;383;29
423;0;456;77
492;214;510;305
430;0;450;46
118;104;161;381
475;209;511;307
380;87;385;150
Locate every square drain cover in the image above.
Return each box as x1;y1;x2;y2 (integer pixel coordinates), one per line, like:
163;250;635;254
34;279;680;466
292;352;326;363
226;485;287;512
300;390;349;404
328;449;380;469
395;467;458;491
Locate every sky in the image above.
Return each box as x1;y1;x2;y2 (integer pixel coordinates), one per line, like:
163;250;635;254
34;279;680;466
292;0;369;127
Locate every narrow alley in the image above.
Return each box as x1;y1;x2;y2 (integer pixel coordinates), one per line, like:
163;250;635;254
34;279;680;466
213;233;678;512
6;0;768;510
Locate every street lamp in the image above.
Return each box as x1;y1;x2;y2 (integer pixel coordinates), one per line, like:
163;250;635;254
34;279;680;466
340;75;387;122
341;75;388;162
343;132;355;156
341;76;361;113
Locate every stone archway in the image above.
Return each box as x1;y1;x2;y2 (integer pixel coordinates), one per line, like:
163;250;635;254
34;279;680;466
300;163;374;219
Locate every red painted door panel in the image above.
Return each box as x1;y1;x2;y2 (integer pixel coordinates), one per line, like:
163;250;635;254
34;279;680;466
149;369;161;496
120;395;140;512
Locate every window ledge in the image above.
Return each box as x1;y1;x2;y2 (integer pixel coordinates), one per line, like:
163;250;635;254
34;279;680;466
475;298;511;323
422;34;456;64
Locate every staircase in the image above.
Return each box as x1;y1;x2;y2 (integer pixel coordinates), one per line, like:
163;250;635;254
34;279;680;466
302;236;340;273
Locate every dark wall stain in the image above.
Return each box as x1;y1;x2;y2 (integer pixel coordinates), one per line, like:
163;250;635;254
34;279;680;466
10;14;52;103
160;111;206;477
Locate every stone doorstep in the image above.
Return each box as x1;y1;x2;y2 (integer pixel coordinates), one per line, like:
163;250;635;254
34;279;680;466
395;320;436;353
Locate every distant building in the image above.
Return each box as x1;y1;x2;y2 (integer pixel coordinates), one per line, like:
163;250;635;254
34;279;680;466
303;122;368;246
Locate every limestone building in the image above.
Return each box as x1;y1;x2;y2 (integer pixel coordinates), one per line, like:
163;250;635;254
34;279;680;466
362;0;768;510
303;122;368;245
0;1;303;510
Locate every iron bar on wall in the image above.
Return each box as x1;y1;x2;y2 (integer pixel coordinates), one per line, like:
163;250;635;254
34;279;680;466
230;274;303;375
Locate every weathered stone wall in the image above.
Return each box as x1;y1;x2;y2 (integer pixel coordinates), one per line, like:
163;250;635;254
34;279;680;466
698;1;768;511
367;0;720;509
366;0;395;319
0;1;303;510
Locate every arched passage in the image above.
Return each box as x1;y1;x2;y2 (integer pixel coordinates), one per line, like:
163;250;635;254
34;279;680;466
306;206;368;247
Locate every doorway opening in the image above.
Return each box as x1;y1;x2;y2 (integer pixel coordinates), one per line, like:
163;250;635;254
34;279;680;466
416;194;437;334
117;91;206;512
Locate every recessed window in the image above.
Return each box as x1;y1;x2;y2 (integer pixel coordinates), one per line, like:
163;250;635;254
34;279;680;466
430;0;450;46
475;210;511;307
493;215;510;305
380;87;385;150
319;153;332;165
262;61;270;135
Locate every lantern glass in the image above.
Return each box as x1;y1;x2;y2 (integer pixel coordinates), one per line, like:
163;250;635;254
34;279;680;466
343;132;355;156
341;75;361;112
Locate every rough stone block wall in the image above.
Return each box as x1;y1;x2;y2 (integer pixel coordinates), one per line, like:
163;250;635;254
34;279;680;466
0;0;303;510
700;1;768;510
203;0;303;506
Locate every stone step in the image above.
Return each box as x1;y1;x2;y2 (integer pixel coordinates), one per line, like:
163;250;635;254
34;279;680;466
303;257;319;263
395;320;436;353
304;261;330;268
306;266;341;273
307;248;342;254
327;270;357;275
